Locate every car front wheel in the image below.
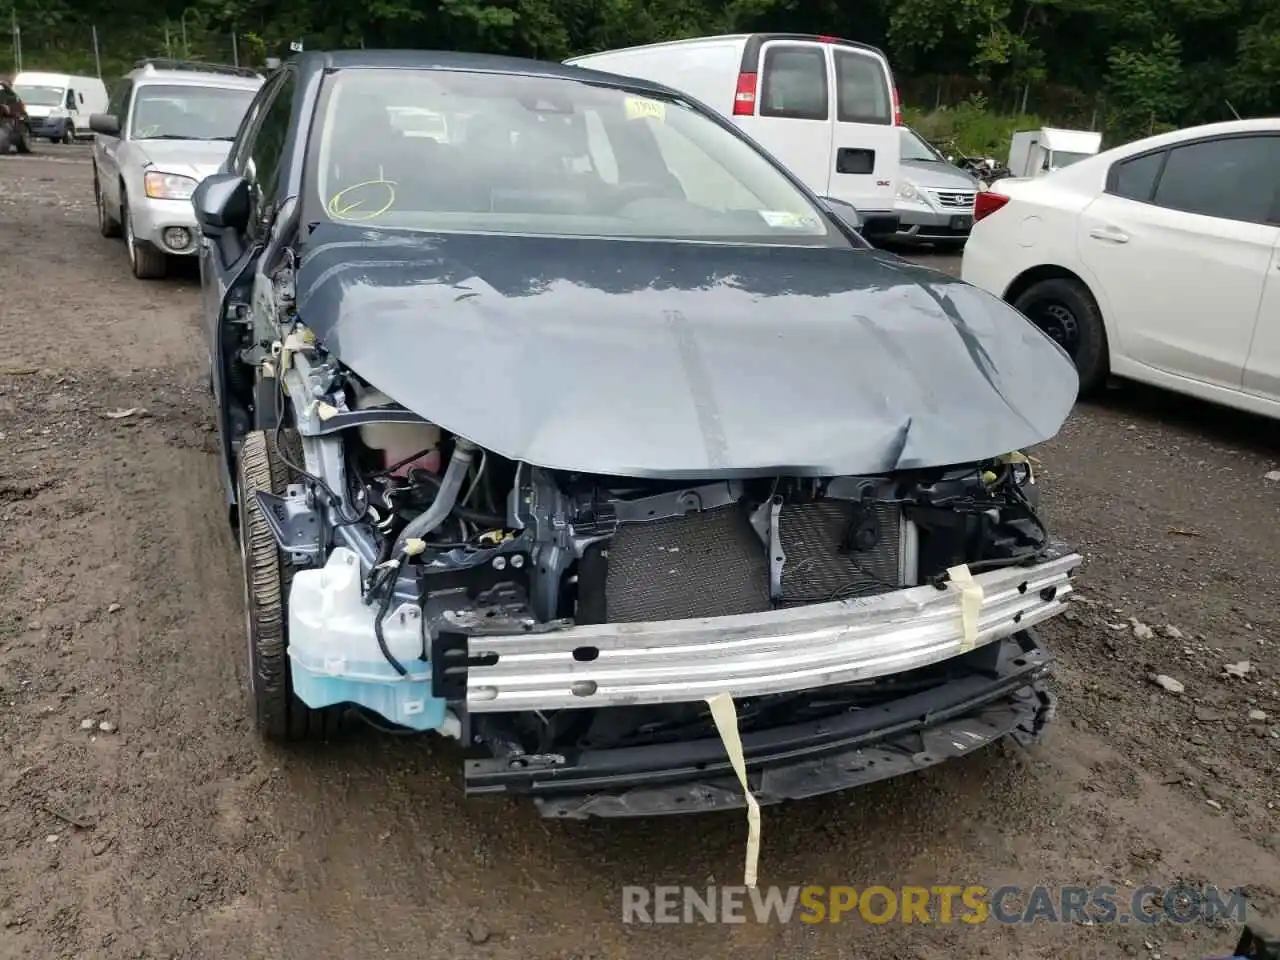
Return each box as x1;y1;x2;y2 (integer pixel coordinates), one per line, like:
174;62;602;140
122;193;167;279
237;429;341;741
94;171;121;237
1012;277;1109;396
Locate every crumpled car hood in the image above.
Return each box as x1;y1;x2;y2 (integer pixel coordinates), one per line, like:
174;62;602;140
295;223;1077;479
136;139;231;182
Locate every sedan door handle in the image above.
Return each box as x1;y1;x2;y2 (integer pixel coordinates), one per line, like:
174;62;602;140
1088;225;1129;243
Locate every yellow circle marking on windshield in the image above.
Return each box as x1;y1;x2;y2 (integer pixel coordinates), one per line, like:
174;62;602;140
327;179;397;221
624;97;666;123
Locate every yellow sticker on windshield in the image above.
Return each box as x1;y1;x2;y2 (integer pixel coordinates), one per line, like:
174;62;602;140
624;97;666;123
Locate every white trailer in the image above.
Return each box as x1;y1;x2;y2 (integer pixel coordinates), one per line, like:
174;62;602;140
1007;127;1102;178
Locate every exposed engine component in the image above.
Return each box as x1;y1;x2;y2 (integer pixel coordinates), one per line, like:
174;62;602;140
264;321;1055;753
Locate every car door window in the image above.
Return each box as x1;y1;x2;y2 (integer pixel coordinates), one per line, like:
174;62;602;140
106;80;130;121
759;45;828;121
106;80;131;136
243;70;296;237
228;77;280;175
1107;150;1165;202
1150;135;1280;225
833;50;890;125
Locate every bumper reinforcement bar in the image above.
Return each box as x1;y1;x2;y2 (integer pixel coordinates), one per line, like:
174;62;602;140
459;553;1080;712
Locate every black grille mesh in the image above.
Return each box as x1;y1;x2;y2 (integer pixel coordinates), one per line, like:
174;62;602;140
779;501;902;604
604;505;770;623
602;500;906;623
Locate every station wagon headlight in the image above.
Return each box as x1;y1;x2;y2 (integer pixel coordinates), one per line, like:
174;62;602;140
896;180;921;202
144;171;198;201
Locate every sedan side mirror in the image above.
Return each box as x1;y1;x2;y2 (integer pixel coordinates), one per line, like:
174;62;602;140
192;173;251;236
88;113;119;136
820;197;900;240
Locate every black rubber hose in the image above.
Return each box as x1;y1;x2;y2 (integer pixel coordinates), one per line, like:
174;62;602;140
372;559;409;677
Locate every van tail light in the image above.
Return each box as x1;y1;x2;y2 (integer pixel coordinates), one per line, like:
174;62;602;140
733;72;757;115
892;87;902;125
974;191;1010;222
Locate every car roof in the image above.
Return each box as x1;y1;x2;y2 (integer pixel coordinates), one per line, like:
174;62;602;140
131;70;263;90
126;59;263;88
288;49;682;98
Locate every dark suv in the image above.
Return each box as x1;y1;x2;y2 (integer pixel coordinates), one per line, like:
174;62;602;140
0;80;33;154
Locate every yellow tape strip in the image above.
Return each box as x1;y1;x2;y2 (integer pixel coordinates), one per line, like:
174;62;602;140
946;563;984;653
705;693;761;888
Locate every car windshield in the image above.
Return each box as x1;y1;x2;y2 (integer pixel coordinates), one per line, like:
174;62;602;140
900;128;945;163
130;84;255;141
15;84;64;107
308;68;846;245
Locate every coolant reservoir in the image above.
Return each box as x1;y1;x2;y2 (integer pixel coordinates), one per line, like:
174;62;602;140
353;385;441;476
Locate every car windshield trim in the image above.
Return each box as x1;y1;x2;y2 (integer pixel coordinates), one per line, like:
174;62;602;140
304;67;852;248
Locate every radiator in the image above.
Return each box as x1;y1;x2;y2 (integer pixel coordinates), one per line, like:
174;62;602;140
602;500;913;623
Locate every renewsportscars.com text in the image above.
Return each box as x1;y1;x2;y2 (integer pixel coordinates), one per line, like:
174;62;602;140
621;884;1248;925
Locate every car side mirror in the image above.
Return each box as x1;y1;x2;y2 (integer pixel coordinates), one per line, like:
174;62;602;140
821;197;899;239
89;113;119;136
192;173;251;236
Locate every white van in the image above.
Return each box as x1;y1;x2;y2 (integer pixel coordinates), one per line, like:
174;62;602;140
566;34;902;218
12;72;109;143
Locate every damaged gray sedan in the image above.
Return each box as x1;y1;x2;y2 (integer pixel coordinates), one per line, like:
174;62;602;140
194;50;1081;818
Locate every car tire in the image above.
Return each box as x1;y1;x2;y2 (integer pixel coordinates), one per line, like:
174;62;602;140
237;429;341;741
1012;277;1109;397
122;193;167;279
94;170;121;238
61;122;74;145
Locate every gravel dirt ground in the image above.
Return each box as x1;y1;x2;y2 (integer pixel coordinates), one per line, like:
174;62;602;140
2;144;1280;960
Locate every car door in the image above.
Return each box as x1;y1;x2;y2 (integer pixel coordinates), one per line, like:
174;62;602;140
200;70;286;343
732;40;833;197
203;67;294;450
828;45;898;215
96;80;131;214
1077;133;1280;390
1243;218;1280;401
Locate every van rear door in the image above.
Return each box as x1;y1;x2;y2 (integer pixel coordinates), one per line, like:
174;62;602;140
732;38;834;198
827;44;899;214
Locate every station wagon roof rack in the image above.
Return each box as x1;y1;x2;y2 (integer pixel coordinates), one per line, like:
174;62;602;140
132;58;262;79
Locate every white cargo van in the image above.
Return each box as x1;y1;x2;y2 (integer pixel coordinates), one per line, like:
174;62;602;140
566;34;902;218
12;71;109;143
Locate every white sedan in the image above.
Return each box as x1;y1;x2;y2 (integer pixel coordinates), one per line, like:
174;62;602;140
961;118;1280;416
